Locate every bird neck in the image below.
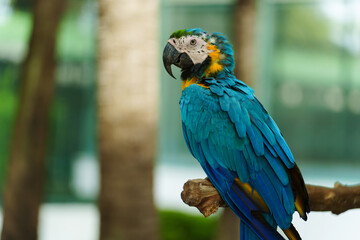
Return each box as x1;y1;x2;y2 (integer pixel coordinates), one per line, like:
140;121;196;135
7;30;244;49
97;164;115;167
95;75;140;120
181;77;209;91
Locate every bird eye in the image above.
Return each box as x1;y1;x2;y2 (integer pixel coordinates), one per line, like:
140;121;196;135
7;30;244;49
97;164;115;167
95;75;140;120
190;39;197;45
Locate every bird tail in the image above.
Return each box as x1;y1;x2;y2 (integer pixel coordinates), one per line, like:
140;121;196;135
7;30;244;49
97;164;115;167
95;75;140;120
240;220;261;240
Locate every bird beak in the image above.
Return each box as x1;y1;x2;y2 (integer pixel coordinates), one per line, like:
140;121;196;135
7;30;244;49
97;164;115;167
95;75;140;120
162;42;179;79
163;42;194;79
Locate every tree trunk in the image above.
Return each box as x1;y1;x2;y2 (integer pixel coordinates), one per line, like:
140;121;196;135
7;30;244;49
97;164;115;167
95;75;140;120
97;1;159;240
1;1;66;240
217;1;256;239
234;0;256;87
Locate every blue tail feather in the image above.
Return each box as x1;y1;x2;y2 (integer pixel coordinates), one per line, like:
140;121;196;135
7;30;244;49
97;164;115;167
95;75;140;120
241;220;261;240
200;160;284;240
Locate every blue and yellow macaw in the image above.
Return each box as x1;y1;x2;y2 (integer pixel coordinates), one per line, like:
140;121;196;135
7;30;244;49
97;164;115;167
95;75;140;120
162;28;310;240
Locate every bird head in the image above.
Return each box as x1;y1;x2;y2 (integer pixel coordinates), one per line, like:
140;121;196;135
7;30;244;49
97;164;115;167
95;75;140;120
163;28;235;80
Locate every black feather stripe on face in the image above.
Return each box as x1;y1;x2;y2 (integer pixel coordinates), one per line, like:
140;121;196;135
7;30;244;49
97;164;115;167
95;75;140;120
181;56;211;80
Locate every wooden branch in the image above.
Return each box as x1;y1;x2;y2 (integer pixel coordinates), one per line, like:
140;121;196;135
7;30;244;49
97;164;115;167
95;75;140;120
181;178;360;217
306;182;360;214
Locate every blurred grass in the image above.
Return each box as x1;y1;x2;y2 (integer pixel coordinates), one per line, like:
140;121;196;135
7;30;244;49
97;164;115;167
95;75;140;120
159;210;219;240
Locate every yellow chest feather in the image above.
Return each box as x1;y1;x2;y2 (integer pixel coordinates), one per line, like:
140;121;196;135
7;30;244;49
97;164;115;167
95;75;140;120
181;77;209;91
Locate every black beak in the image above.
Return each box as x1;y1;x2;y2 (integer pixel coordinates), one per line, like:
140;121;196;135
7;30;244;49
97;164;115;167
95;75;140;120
163;42;179;79
163;42;194;79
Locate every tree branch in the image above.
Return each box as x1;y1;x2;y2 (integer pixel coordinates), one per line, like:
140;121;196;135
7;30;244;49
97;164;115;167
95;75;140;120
181;178;360;217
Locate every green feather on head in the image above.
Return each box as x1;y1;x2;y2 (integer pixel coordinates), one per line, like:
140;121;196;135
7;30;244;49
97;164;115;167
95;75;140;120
170;29;206;39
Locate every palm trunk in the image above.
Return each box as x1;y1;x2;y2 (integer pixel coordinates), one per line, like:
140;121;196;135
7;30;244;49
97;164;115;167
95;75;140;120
234;0;256;86
97;1;159;239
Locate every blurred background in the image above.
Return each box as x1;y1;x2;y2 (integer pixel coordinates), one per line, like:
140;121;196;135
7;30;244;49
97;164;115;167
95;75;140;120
0;0;359;239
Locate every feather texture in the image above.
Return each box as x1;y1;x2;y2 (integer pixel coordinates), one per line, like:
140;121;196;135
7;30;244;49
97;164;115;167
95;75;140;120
180;78;309;239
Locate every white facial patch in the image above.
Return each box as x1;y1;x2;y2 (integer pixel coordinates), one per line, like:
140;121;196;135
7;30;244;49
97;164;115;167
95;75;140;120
168;35;211;65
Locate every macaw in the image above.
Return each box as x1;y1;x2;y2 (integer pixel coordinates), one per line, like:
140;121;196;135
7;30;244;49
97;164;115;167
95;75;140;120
162;28;310;240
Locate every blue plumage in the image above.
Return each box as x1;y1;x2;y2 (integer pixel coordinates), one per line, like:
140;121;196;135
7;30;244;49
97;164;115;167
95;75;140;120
181;80;296;230
164;28;309;240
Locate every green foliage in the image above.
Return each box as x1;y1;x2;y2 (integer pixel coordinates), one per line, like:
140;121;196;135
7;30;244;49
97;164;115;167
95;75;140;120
159;210;219;240
0;67;18;194
11;0;33;11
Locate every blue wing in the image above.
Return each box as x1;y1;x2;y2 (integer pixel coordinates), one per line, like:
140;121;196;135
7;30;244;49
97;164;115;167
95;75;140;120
180;78;301;238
